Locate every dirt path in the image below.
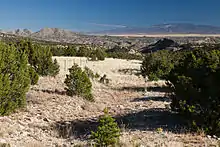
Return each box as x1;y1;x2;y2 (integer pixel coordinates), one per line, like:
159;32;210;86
0;58;219;147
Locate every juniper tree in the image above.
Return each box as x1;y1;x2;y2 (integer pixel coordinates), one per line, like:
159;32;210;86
64;64;93;101
0;42;30;115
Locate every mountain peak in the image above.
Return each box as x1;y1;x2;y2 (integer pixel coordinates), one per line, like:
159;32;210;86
29;28;82;42
31;28;78;38
0;28;32;36
14;29;32;36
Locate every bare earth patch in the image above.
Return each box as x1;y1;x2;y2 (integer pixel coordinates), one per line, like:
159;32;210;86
0;58;219;147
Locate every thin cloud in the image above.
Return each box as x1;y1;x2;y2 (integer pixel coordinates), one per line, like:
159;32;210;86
88;22;127;28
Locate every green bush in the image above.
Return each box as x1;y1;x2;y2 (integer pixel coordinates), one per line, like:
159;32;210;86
28;66;39;85
51;46;65;56
90;108;120;147
88;48;106;61
94;73;100;79
167;49;220;136
16;41;60;76
107;52;142;60
0;42;30;115
95;48;106;61
84;66;100;80
63;46;77;56
31;45;60;76
76;46;91;57
64;64;94;101
48;59;60;77
96;49;105;61
84;66;96;80
141;50;174;81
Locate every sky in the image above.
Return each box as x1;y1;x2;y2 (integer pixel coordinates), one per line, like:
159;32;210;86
0;0;220;32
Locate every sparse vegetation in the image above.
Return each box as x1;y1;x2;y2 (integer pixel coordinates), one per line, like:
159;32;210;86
99;74;110;84
84;66;100;80
0;36;219;146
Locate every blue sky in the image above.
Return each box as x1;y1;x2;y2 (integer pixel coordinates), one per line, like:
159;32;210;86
0;0;220;32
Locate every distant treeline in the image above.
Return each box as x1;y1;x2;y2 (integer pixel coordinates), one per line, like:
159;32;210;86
50;44;143;60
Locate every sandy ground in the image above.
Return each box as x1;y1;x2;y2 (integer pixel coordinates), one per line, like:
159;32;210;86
0;57;219;147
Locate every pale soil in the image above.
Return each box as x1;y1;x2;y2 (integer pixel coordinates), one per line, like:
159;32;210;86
0;58;219;147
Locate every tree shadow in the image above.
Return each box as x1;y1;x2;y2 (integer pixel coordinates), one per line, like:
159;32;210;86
53;108;188;140
131;96;171;102
115;108;187;133
31;88;66;96
54;118;98;140
116;86;146;92
118;68;141;76
147;86;171;93
116;86;171;93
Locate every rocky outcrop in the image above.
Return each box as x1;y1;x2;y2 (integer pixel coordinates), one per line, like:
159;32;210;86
140;38;180;53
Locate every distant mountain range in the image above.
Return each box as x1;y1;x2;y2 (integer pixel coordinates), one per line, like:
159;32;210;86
1;23;220;39
0;28;33;36
0;28;85;44
0;23;220;47
1;24;220;51
1;23;220;40
0;28;80;38
92;23;220;35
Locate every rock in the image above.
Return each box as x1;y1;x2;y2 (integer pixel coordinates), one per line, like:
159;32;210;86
25;117;31;121
54;143;62;147
0;117;12;123
43;118;49;122
0;139;7;144
119;105;124;109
